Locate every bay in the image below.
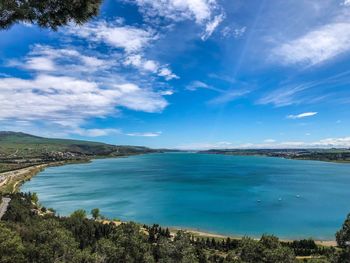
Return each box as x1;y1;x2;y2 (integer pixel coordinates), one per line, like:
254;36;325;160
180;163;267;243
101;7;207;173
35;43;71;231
21;153;350;240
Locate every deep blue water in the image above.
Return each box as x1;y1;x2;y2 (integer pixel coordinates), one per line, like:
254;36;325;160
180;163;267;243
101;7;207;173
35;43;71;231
21;153;350;240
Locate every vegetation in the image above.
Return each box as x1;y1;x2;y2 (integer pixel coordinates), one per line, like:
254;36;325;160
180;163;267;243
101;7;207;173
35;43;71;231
0;0;103;30
200;149;350;163
0;131;157;173
1;192;349;263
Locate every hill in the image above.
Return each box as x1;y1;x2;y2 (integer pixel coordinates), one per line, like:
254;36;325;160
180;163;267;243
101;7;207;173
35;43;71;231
200;148;350;163
0;131;155;173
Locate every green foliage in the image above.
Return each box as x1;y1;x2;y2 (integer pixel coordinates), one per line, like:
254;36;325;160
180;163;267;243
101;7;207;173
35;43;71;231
70;209;87;220
2;193;350;263
96;223;155;263
0;0;103;30
0;222;25;263
336;213;350;248
91;208;100;220
156;231;198;263
233;236;295;263
31;192;38;204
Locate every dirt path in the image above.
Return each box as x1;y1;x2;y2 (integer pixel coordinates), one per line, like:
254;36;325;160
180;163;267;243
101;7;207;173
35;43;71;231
0;197;11;219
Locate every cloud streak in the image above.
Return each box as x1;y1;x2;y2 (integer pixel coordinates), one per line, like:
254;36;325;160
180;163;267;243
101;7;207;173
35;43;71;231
126;131;162;137
287;112;318;119
130;0;225;40
273;22;350;66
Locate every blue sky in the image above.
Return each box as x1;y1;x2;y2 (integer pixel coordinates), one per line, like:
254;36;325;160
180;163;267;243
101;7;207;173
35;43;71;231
1;0;350;149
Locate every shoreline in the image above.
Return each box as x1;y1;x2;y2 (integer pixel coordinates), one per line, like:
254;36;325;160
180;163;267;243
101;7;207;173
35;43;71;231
168;227;337;247
0;159;91;193
0;155;339;247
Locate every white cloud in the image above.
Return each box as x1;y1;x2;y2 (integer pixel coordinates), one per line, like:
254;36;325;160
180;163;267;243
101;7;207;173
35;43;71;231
24;56;56;71
126;131;162;137
177;136;350;150
124;54;178;80
221;26;246;38
287;112;318;119
160;90;174;95
201;14;225;40
158;67;179;80
264;139;276;143
186;80;223;92
177;141;233;150
68;20;157;53
342;0;350;6
131;0;224;40
143;60;159;72
133;0;219;23
242;137;350;149
15;45;112;74
257;84;310;107
207;89;251;105
0;74;168;126
73;128;121;137
273;22;350;65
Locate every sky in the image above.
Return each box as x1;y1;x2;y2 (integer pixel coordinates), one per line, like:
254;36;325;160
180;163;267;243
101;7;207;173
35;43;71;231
1;0;350;149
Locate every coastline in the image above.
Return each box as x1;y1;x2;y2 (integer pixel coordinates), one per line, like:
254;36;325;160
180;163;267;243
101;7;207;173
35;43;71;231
0;159;91;193
0;155;339;247
168;227;337;247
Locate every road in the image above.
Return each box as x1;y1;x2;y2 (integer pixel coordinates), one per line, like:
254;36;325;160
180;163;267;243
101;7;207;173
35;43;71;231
0;197;11;219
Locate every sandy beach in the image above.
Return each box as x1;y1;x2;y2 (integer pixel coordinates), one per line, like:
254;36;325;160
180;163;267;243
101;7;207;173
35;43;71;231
170;228;337;247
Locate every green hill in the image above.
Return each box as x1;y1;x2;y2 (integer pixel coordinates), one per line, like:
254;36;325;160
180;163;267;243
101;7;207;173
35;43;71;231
0;131;155;172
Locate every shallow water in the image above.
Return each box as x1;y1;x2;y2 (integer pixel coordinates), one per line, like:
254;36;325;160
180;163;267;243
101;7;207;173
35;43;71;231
22;153;350;240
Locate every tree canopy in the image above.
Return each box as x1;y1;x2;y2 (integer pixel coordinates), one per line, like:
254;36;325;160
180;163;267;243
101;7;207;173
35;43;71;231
0;0;102;30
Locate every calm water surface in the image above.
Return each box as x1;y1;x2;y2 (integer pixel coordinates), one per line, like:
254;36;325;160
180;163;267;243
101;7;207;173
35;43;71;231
22;153;350;240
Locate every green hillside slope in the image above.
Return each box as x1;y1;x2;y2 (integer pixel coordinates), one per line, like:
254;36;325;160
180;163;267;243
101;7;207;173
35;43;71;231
0;131;155;172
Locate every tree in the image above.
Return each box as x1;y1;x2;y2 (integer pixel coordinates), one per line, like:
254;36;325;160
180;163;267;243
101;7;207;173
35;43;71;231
70;209;87;220
336;213;350;248
91;208;100;220
96;222;154;263
0;223;25;263
156;231;198;263
31;192;38;204
0;0;103;30
24;219;83;263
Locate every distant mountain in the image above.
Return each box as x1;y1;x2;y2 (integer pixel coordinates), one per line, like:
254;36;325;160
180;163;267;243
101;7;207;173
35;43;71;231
0;131;153;156
0;131;156;172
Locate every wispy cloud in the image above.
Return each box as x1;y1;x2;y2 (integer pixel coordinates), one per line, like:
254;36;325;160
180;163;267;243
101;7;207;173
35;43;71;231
273;22;350;66
73;128;121;137
130;0;224;40
124;54;178;80
221;26;246;38
201;14;225;40
126;131;162;137
258;70;350;107
342;0;350;6
177;136;350;150
207;89;251;105
177;141;233;150
68;19;157;53
186;81;221;92
186;80;252;105
287;112;318;119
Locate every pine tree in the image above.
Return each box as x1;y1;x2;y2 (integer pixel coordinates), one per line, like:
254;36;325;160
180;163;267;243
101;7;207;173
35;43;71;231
0;0;103;30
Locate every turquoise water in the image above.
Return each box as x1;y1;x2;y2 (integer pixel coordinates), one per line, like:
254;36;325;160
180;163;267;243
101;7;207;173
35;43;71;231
22;153;350;240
